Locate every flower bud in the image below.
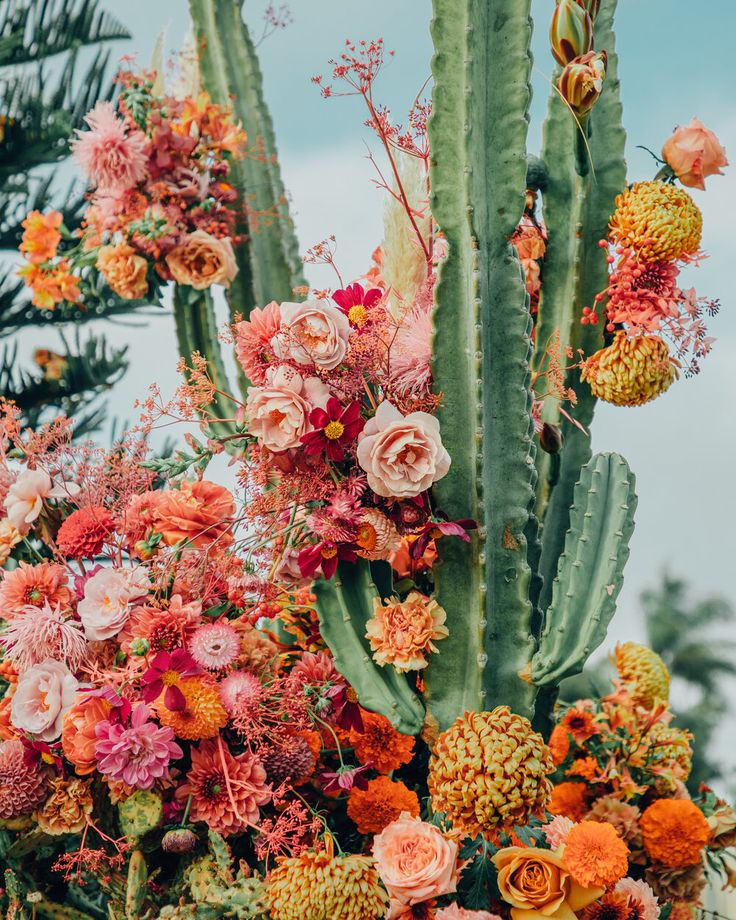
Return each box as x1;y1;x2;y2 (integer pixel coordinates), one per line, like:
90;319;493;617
550;0;594;66
129;637;149;657
162;827;198;854
577;0;600;21
539;422;563;455
557;51;607;117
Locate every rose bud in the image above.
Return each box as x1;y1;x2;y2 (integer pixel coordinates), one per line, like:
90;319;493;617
557;51;607;118
661;118;728;191
162;827;198;854
550;0;594;66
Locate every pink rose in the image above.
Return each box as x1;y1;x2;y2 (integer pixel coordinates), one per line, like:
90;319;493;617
4;469;68;532
11;659;79;741
78;568;142;640
272;299;351;370
357;401;451;498
436;907;502;920
245;366;329;453
661;118;728;190
373;812;459;910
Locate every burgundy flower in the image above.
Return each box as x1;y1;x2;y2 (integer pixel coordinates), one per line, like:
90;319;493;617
300;398;364;462
297;541;357;580
326;682;364;732
320;761;371;794
409;519;477;560
332;283;382;329
141;649;201;712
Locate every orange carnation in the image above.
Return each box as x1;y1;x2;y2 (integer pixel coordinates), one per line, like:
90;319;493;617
639;799;710;868
347;776;420;834
548;725;570;765
62;695;113;775
563;821;630;888
549;782;589;822
153;479;235;551
350;710;415;774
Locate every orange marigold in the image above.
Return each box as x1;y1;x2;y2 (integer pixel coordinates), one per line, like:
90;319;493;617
567;756;600;782
549;782;590;822
350;710;415;774
564;820;630;888
155;676;228;741
548;725;570;765
347;776;420;834
639;799;710;868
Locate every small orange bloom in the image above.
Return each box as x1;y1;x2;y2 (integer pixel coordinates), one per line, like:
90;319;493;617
548;725;571;765
563;821;630;888
560;707;599;744
20;210;62;264
566;756;599;782
549;782;589;822
347;775;420;834
153;479;235;551
350;710;415;774
639;799;710;868
62;695;113;775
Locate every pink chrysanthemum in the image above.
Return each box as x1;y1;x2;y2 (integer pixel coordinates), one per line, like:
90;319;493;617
541;814;576;849
95;703;182;790
0;561;73;617
614;878;660;920
388;304;433;397
0;601;87;672
0;739;49;818
233;301;282;385
189;621;240;670
219;669;264;720
72;101;148;192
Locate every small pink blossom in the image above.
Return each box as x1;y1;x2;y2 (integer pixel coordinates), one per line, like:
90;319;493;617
272;299;351;370
11;659;79;741
72;101;148;192
95;703;182;789
189;621;240;670
614;878;660;920
661;118;728;190
234;301;282;385
542;814;576;849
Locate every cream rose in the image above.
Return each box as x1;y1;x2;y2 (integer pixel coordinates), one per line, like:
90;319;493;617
11;659;79;741
356;400;451;498
272;299;351;370
245;366;329;453
77;568;141;641
165;230;237;289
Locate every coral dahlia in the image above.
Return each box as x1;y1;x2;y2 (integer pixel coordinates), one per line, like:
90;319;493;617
0;738;48;818
55;505;115;558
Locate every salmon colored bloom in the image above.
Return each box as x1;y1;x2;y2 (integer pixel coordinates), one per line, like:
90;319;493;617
662;118;728;190
55;505;115;558
436;909;502;920
97;242;149;300
273;299;351;371
366;591;448;672
548;725;571;765
233;301;282;385
0;561;73;616
165;230;237;289
10;659;79;742
563;821;630;889
566;756;599;781
347;776;420;834
549;782;590;822
4;469;68;533
20;210;63;264
639;799;710;868
62;695;114;775
153;479;235;550
542;815;576;850
350;710;415;774
246;366;330;454
72;100;148;191
18;260;81;309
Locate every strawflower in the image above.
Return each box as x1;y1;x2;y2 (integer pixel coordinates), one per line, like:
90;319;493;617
189;621;240;670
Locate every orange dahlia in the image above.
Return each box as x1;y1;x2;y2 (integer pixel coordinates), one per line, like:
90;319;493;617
0;561;73;616
549;782;590;822
639;799;710;868
564;820;630;888
347;775;420;834
609;181;702;262
155;676;228;741
350;710;415;774
581;332;677;407
62;695;113;775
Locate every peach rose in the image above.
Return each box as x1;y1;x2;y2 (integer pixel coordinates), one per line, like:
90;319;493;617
153;479;235;550
97;242;149;299
11;659;79;742
373;812;459;910
0;519;21;565
272;299;351;370
77;567;148;641
662;118;728;190
4;469;69;532
165;230;237;289
366;591;448;672
245;366;330;453
357;400;451;498
492;846;604;920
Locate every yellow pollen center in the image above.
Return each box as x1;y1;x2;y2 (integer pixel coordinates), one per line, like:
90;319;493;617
356;523;377;550
345;688;359;703
324;420;345;440
347;304;368;326
161;669;180;687
321;546;338;560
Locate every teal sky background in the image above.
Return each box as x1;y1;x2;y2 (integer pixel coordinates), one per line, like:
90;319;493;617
85;1;735;780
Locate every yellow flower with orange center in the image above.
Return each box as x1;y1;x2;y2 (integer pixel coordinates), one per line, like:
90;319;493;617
581;331;677;407
155;675;227;741
365;590;448;672
613;641;671;708
609;180;702;261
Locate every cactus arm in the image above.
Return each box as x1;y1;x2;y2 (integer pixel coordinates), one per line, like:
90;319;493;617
312;559;425;735
125;850;148;920
424;0;538;728
531;452;636;686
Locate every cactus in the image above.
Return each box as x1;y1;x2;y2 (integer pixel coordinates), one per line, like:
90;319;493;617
184;832;266;917
118;789;163;840
125;851;148;920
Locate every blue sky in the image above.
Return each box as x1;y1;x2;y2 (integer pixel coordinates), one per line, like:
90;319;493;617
85;1;735;776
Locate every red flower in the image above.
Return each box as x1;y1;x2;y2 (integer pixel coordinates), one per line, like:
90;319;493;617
320;762;371;794
141;649;201;712
332;282;382;329
326;682;364;732
56;506;115;558
297;541;357;580
300;398;364;461
409;519;477;560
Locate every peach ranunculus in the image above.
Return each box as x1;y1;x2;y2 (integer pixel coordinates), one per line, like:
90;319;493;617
77;567;148;641
366;591;448;672
165;230;237;289
4;469;68;532
10;659;79;742
357;400;451;498
96;242;149;299
661;118;728;190
373;812;459;912
245;366;330;453
492;846;604;920
272;299;351;370
153;479;235;550
62;694;114;775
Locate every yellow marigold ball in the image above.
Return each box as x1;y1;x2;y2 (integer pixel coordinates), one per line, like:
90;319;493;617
155;676;228;741
614;642;671;708
581;331;677;407
609;180;702;261
428;706;554;838
640;799;710;868
266;844;388;920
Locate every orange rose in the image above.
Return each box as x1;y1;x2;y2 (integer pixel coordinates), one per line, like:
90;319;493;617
153;479;235;550
62;695;113;775
97;243;149;299
165;230;237;289
492;846;604;920
662;118;728;190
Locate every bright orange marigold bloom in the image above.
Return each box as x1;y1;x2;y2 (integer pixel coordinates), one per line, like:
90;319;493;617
548;725;571;765
548;781;590;822
20;210;63;264
564;820;630;888
347;775;420;834
566;756;600;782
639;799;710;868
350;710;415;774
155;676;228;741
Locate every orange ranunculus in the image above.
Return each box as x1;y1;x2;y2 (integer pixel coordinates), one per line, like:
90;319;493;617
97;243;149;300
20;210;63;264
661;118;728;191
493;846;604;920
165;230;237;290
153;479;235;551
62;695;113;775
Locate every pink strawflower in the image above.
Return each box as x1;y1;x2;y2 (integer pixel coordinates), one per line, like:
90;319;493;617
614;878;660;920
219;669;263;719
0;601;87;672
95;703;182;790
189;621;240;670
233;301;282;385
542;814;576;849
72;101;148;192
389;304;433;397
0;739;49;818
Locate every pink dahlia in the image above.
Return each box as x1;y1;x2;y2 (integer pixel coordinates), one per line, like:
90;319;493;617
0;601;87;672
189;621;240;670
0;739;48;818
233;301;281;385
72;101;148;192
95;703;182;790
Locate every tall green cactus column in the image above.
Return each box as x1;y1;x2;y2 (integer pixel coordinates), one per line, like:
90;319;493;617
424;0;539;729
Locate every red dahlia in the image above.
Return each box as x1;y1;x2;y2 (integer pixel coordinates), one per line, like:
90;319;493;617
55;506;115;558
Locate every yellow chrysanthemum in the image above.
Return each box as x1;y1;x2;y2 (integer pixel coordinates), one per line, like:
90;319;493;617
582;331;677;407
614;642;671;708
428;706;554;838
266;839;388;920
609;180;702;262
155;676;228;741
